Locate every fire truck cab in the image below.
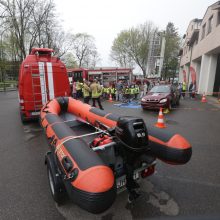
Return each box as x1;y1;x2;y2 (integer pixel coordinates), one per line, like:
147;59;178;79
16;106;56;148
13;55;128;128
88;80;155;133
18;48;71;122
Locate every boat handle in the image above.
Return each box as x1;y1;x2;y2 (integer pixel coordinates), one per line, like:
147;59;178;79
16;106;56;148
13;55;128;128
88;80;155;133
92;142;116;151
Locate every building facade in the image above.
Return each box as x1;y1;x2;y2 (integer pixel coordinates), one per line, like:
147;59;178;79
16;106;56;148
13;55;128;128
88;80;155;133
179;1;220;96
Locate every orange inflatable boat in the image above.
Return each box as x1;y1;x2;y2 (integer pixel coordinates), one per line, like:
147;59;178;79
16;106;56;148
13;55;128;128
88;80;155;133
40;97;192;213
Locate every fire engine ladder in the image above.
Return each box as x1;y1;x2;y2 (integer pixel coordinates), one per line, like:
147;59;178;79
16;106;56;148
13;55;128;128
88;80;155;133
30;64;47;112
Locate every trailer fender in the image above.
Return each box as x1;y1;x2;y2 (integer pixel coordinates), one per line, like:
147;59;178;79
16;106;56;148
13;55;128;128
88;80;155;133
45;152;66;204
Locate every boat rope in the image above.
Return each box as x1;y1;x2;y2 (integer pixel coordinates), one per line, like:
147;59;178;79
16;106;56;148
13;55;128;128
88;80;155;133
54;116;112;154
55;131;104;154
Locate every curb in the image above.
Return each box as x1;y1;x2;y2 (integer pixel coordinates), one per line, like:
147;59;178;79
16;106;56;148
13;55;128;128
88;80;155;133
0;88;17;92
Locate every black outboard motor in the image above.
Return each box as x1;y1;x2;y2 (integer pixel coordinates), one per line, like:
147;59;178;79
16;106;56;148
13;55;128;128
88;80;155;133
115;116;150;202
115;116;149;152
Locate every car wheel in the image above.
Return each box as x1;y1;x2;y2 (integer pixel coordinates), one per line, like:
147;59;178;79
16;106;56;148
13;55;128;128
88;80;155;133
168;101;172;111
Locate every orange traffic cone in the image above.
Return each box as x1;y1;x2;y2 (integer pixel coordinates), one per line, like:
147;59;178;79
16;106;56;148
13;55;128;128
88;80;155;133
201;93;207;103
108;94;113;102
155;108;166;129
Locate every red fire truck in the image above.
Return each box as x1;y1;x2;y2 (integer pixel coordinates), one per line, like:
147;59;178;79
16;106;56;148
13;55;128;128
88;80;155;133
67;67;133;85
18;48;71;122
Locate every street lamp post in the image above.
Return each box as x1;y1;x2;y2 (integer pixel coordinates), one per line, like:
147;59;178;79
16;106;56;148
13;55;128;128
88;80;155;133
0;28;7;92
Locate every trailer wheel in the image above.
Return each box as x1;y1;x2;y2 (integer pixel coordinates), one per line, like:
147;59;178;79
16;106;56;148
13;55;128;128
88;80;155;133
46;153;65;205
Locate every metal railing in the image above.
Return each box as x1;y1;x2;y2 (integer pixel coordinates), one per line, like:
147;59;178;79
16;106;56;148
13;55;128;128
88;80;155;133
0;81;18;92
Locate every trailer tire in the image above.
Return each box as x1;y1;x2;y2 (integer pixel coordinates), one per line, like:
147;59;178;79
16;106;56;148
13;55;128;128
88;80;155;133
46;153;66;205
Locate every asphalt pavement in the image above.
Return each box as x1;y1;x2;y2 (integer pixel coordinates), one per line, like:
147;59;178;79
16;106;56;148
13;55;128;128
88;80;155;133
0;91;220;220
0;92;64;220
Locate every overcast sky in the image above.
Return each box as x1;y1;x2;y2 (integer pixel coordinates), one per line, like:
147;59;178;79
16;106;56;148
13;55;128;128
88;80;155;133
54;0;217;69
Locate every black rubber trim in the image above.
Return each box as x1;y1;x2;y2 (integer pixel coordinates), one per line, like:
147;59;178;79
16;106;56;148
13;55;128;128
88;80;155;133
89;108;107;117
148;126;175;143
149;140;192;164
51;123;73;139
56;97;69;113
64;139;105;171
106;113;121;122
45;114;63;125
64;181;116;214
61;156;73;173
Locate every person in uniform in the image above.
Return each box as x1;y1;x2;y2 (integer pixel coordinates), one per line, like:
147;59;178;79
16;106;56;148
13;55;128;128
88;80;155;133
111;85;116;101
76;80;82;99
139;83;144;99
125;85;130;102
182;81;187;99
90;79;104;110
130;84;135;101
116;81;123;101
102;86;108;99
72;81;77;99
82;80;91;104
134;84;140;100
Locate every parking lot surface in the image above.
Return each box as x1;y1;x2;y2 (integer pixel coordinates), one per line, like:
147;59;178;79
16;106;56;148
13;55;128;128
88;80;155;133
0;91;220;220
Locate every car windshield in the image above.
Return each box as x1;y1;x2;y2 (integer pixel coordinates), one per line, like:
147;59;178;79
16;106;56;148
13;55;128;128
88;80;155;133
150;85;170;93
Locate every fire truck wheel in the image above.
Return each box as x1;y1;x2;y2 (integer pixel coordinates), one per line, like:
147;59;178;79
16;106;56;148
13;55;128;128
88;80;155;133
20;111;28;124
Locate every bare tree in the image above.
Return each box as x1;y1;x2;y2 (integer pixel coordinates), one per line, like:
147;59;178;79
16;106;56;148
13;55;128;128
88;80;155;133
27;0;56;53
0;0;38;60
51;31;73;57
110;33;135;68
111;22;158;76
72;33;99;68
88;50;100;68
0;0;65;61
61;52;77;68
0;0;73;81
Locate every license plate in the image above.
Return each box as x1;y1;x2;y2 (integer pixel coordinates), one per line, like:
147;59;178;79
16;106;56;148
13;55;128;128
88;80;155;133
31;111;40;116
116;172;139;189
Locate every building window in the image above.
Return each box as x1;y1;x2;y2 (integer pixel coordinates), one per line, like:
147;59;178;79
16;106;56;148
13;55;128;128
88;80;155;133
217;11;220;26
207;16;213;35
201;23;206;40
